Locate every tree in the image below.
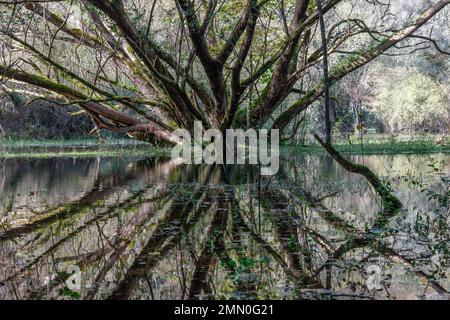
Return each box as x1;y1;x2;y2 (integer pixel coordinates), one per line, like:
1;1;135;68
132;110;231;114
372;68;449;133
0;0;449;144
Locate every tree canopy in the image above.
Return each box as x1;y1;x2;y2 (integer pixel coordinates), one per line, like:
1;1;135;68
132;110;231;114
0;0;449;144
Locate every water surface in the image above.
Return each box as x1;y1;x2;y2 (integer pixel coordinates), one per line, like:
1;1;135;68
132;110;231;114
0;154;449;300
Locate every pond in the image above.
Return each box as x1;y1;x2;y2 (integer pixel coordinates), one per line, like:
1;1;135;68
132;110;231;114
0;153;449;300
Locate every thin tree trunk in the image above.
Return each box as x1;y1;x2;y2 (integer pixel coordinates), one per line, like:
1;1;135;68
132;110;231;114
316;0;332;144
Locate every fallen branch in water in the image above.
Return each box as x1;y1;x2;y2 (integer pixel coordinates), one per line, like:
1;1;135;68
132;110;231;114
314;134;402;225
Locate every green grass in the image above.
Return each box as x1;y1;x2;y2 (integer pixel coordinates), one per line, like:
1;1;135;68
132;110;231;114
0;149;171;159
0;137;448;159
286;140;449;156
0;138;171;159
0;138;149;149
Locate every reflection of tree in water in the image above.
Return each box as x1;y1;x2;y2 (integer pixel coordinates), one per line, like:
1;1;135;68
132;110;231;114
0;156;448;300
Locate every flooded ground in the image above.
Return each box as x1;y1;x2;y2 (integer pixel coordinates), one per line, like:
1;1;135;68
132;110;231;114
0;153;449;300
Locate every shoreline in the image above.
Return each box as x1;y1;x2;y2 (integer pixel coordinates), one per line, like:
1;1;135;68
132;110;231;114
0;138;448;159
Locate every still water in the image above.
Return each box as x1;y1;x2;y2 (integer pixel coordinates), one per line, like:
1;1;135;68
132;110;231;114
0;153;449;300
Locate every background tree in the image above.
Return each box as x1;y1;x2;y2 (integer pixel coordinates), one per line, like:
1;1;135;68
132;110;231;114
372;69;448;134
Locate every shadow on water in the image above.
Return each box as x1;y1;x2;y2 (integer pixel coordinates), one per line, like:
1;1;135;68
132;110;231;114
0;154;449;300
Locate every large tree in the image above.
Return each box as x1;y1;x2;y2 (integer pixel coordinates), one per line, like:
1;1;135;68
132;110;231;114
0;0;449;144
